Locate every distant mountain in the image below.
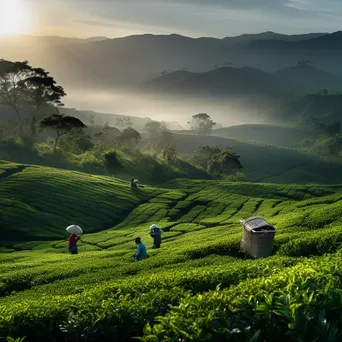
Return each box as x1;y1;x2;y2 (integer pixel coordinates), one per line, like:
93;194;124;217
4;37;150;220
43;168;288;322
223;31;326;44
143;67;284;97
273;65;342;93
246;31;342;50
86;36;109;42
1;31;342;89
143;65;342;98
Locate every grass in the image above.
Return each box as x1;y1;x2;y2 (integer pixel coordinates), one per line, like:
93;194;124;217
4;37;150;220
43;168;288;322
1;162;342;341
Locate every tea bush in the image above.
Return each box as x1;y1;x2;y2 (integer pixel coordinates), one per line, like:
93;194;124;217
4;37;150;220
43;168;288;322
1;163;342;341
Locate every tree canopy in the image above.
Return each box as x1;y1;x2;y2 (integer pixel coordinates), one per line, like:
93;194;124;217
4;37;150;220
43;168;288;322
40;114;86;152
104;151;122;176
190;145;242;178
0;59;66;138
188;113;216;135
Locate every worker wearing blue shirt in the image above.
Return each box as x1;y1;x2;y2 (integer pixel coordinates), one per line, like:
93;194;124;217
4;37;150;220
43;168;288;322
133;236;148;261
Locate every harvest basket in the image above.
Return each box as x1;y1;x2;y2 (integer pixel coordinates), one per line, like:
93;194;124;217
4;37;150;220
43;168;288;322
240;216;277;258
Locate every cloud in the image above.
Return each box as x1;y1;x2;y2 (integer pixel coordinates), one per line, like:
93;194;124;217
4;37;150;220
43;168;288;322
24;0;342;37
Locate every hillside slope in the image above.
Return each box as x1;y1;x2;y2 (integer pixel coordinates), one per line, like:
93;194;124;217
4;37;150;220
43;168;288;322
214;124;313;147
2;31;342;89
278;94;342;122
143;65;342;97
1;169;342;340
0;162;161;244
175;133;342;184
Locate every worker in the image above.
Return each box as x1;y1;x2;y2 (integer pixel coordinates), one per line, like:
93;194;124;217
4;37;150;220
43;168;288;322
130;179;138;189
133;236;148;261
68;233;80;254
149;224;162;248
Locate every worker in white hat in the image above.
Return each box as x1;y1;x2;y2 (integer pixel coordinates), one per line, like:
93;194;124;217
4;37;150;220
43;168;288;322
149;224;162;248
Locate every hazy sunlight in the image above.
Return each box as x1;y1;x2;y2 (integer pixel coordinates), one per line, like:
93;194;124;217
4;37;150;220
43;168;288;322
0;0;29;35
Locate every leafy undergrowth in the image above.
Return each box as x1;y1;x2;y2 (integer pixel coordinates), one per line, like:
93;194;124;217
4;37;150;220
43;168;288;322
0;140;209;184
1;163;342;341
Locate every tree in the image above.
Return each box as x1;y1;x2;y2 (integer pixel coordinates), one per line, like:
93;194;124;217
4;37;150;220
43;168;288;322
103;151;122;176
189;146;222;170
61;131;94;153
117;127;141;148
207;151;242;179
19;67;66;139
0;59;32;136
144;121;165;150
188;113;216;135
162;146;178;162
307;117;341;137
190;146;242;178
39;113;86;153
92;125;121;150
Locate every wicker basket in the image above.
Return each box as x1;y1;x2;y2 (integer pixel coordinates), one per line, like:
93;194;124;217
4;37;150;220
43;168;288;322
240;216;277;259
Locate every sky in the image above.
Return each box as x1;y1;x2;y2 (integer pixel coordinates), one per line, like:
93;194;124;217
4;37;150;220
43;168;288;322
3;0;342;38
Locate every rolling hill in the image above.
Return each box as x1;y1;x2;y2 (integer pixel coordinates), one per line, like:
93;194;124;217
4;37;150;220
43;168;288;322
1;162;342;341
2;31;342;89
213;124;314;148
277;94;342;122
143;65;342;97
174;133;342;184
0;162;159;243
247;31;342;50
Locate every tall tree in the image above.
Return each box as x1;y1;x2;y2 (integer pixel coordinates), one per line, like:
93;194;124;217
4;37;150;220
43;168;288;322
19;67;66;138
188;113;216;135
39;114;86;153
0;59;32;136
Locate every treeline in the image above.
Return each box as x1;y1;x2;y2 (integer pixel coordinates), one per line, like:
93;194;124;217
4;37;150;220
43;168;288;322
0;59;244;182
301;117;342;161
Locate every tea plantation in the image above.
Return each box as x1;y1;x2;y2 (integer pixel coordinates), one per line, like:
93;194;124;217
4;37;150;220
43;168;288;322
1;161;342;341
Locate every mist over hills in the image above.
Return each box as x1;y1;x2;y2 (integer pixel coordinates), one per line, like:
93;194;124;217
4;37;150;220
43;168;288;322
1;30;342;90
143;65;342;98
1;30;342;125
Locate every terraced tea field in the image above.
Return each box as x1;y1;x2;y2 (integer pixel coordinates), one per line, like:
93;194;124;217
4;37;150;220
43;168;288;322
1;162;342;341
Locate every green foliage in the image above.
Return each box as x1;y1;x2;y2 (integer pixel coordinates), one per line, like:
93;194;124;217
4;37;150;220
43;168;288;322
39;114;87;153
207;150;242;178
1;163;342;341
190;145;242;178
0;59;65;140
103;150;122;176
143;121;176;153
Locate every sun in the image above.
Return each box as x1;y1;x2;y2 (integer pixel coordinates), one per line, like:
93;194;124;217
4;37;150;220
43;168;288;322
0;0;30;36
